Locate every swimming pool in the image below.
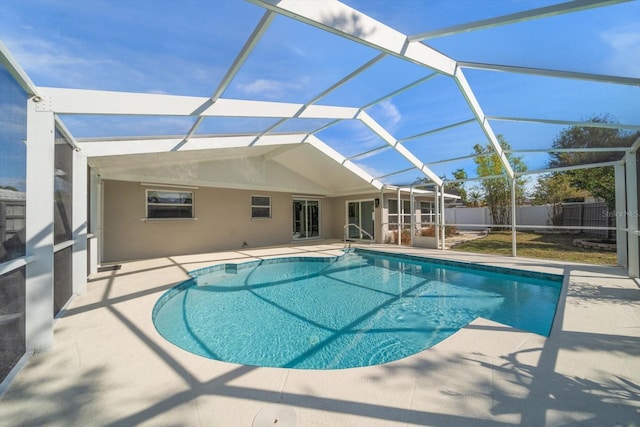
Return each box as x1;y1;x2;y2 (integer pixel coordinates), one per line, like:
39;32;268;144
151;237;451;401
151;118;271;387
152;249;563;369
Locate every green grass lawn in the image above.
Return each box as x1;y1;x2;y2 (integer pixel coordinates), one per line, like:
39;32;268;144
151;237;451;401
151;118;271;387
452;231;617;265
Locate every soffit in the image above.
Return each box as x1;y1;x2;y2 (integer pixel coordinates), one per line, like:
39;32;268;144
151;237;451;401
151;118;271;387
89;143;376;196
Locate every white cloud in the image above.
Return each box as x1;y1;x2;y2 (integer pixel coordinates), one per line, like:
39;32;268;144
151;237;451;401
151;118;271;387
377;100;402;127
367;99;402;132
600;26;640;76
2;33;215;95
236;76;310;100
339;100;402;152
351;162;388;180
3;35;139;89
350;146;391;161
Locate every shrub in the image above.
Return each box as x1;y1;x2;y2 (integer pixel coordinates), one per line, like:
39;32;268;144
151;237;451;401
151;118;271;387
387;229;412;245
419;225;457;237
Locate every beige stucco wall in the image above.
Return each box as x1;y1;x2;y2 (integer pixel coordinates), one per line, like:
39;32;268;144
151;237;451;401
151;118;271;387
101;180;441;262
102;180;337;262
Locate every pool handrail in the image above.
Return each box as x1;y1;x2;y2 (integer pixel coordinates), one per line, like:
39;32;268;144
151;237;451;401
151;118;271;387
344;223;374;246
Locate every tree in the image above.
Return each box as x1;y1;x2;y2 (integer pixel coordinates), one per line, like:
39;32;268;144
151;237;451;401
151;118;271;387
467;187;483;207
548;115;640;211
531;173;589;225
445;168;468;204
473;135;527;225
414;168;469;205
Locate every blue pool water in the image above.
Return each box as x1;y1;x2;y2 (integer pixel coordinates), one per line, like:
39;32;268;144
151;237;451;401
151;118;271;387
152;249;563;369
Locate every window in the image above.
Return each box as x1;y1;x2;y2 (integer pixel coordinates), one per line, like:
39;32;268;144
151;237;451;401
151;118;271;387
388;199;411;230
420;201;435;226
251;196;271;219
146;190;193;219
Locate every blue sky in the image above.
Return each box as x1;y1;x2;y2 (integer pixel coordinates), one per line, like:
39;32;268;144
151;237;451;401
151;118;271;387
1;0;639;188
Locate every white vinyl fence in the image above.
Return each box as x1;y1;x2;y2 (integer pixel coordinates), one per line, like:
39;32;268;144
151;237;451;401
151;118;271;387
445;203;613;238
445;205;555;230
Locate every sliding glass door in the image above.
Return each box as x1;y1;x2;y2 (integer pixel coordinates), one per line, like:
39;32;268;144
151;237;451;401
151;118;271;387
346;200;374;240
292;199;320;240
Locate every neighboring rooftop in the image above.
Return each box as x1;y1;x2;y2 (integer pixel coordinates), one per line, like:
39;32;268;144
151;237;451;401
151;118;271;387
0;188;26;201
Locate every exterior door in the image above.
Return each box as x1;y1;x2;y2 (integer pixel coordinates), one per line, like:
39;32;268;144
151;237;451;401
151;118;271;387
293;199;320;240
347;200;375;240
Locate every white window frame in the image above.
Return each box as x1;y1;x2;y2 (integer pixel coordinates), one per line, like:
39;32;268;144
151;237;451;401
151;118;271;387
420;201;435;226
251;195;271;219
388;199;411;230
145;189;194;220
292;198;321;240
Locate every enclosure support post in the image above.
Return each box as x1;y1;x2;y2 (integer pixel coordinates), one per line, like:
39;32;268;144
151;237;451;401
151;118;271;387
87;168;100;274
615;164;628;268
511;177;517;257
435;186;440;250
72;151;87;294
440;185;445;251
378;187;384;244
410;187;415;247
397;187;402;246
625;151;639;278
25;98;55;352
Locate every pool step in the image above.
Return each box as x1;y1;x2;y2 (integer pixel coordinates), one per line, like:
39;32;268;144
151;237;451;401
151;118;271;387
335;253;369;266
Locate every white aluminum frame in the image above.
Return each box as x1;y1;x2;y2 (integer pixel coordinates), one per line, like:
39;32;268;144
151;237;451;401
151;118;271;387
625;150;639;277
4;1;640;393
25;97;55;352
3;0;639;285
409;0;629;41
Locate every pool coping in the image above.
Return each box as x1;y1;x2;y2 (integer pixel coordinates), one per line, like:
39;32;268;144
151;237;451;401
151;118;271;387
186;247;565;283
152;248;563;369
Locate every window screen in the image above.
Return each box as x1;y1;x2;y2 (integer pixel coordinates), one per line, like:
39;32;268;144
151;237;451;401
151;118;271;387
251;196;271;219
146;190;193;219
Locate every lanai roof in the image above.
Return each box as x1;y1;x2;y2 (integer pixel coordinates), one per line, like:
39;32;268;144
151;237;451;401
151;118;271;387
0;0;638;194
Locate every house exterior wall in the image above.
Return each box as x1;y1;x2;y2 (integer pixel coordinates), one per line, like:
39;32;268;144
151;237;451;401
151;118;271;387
322;197;339;240
102;180;337;262
102;181;447;261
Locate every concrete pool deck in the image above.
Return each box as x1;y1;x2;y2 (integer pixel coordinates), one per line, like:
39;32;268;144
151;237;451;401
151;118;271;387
1;242;638;426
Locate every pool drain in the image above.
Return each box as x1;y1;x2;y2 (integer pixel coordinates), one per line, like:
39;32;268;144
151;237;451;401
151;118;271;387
253;405;297;427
